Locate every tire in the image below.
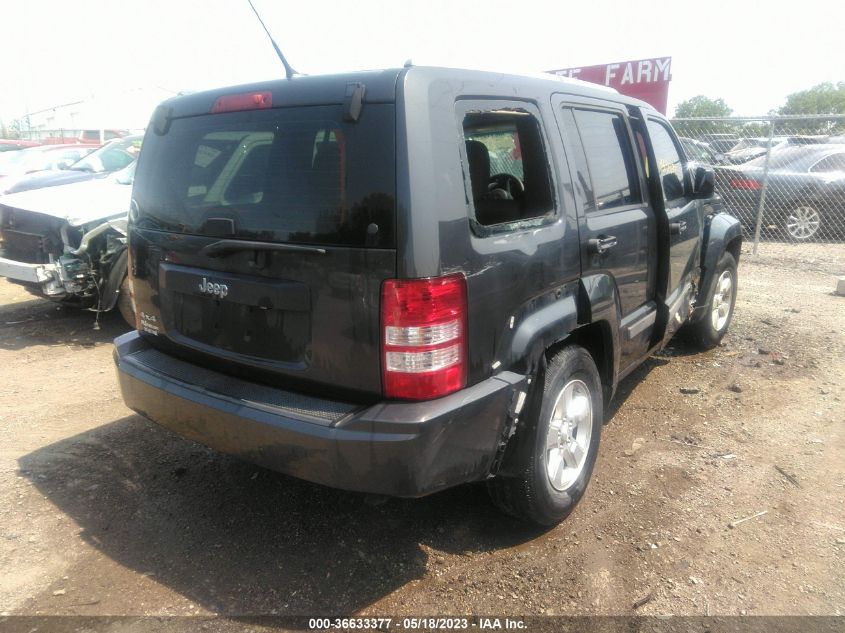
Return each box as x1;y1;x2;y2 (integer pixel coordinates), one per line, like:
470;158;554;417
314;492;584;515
487;345;603;526
688;252;737;349
784;205;822;241
117;276;136;328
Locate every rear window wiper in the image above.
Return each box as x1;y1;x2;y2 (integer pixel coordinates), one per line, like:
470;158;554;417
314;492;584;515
200;240;327;257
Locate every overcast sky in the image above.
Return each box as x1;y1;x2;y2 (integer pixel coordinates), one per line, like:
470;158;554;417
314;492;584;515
2;0;844;126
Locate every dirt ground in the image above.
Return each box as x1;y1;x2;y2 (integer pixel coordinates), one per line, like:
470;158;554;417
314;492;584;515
1;242;843;621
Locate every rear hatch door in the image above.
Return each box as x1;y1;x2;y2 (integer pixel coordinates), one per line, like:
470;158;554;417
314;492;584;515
130;101;396;399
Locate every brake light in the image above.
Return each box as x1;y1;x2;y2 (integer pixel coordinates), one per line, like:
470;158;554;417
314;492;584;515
211;91;272;114
382;274;468;400
729;177;761;190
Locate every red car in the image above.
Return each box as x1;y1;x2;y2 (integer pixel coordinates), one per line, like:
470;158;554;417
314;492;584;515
0;139;40;152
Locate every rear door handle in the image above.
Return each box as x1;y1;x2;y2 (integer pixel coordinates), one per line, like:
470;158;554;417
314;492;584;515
669;221;687;235
588;235;618;254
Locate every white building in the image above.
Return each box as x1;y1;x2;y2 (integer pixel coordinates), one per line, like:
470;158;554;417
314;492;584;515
19;86;179;142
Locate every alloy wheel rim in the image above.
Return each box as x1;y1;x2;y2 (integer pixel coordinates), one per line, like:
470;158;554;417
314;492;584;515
711;270;733;332
786;207;820;240
545;379;593;492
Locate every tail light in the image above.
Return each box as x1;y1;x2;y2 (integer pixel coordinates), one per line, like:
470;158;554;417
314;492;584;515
729;177;761;190
381;274;468;400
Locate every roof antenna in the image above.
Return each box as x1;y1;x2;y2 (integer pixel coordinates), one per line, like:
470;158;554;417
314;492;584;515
246;0;298;80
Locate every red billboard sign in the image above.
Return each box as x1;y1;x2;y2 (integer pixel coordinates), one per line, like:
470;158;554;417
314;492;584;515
548;57;672;114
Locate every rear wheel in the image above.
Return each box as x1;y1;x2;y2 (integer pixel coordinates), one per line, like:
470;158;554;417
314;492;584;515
688;251;737;349
487;346;603;526
784;205;822;241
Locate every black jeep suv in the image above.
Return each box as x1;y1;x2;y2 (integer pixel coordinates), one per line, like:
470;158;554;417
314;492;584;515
115;67;741;525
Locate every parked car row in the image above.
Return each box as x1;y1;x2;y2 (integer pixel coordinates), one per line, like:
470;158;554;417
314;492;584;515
722;136;789;164
0;144;99;183
681;134;837;167
713;144;845;241
675;133;845;241
0;135;141;195
679;137;728;165
0;130;129;148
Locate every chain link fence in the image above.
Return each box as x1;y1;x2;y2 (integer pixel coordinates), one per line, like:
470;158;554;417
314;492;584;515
672;115;845;250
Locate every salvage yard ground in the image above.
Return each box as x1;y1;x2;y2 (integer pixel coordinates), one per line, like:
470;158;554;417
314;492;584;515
0;242;843;618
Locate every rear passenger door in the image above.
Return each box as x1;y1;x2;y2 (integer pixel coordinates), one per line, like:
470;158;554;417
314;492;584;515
554;99;657;370
645;118;702;307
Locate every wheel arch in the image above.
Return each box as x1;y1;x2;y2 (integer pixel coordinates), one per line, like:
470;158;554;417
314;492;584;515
544;321;614;407
98;247;129;312
493;273;621;479
494;273;622;473
696;212;742;319
725;234;742;265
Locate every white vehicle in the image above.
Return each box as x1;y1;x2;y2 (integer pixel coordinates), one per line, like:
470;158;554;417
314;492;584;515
0;163;135;324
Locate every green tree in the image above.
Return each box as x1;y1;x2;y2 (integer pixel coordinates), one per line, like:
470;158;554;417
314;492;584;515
776;82;845;134
4;118;23;140
778;82;845;115
674;96;733;118
673;96;736;139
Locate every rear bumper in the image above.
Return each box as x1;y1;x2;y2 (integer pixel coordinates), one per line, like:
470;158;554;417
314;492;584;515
114;331;526;497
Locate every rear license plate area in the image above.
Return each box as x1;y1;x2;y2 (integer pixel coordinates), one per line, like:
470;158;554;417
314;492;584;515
160;264;310;363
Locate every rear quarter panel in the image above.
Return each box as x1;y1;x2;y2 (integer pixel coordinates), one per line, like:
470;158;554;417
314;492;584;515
397;70;583;385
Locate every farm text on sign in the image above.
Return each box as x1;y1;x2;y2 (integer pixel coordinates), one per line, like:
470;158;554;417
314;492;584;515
548;57;673;114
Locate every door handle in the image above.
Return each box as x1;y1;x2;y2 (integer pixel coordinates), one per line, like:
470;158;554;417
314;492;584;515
669;221;687;235
588;235;618;255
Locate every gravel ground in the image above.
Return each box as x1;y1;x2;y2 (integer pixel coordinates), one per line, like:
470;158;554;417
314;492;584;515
0;242;843;622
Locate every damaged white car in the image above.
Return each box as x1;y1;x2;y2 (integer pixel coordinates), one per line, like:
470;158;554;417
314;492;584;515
0;163;135;325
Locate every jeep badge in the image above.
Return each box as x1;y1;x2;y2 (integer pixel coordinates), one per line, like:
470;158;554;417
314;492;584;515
198;277;229;299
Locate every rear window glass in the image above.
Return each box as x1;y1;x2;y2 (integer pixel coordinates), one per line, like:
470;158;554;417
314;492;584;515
133;104;395;248
811;152;845;173
462;110;555;227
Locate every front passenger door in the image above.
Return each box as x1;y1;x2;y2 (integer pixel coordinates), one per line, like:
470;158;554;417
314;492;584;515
646;119;702;310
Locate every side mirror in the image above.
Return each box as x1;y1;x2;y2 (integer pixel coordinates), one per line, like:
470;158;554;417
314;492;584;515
56;159;74;170
691;164;715;198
